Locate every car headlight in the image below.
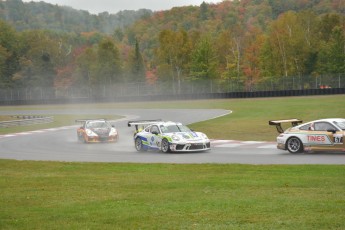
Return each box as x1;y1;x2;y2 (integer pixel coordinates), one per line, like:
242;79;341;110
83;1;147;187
172;135;180;141
109;128;117;136
201;133;208;139
86;129;97;137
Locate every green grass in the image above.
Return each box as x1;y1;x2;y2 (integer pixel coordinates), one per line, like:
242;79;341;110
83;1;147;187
0;160;344;229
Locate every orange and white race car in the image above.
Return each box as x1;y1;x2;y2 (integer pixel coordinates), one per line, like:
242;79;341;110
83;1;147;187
269;118;345;153
76;119;118;143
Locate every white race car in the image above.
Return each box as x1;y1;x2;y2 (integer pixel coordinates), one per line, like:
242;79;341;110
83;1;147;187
269;118;345;153
128;120;211;153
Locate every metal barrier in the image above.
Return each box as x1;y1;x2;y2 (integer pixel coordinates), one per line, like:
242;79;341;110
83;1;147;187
0;116;54;127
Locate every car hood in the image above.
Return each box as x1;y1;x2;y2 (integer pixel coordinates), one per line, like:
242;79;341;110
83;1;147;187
91;127;111;135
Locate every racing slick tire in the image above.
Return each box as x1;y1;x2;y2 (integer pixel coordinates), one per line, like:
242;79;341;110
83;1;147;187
135;137;145;152
161;138;171;153
286;137;304;153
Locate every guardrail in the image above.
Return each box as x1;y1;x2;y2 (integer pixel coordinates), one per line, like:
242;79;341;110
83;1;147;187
0;116;54;128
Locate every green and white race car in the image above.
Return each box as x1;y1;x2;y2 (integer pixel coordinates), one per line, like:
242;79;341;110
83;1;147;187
128;120;211;153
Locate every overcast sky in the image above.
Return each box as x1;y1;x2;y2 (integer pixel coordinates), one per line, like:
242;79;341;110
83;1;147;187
22;0;224;14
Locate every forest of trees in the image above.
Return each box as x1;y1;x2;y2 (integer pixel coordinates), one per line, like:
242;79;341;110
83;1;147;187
0;0;344;96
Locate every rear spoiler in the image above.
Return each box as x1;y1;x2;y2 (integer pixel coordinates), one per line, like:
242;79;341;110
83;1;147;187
75;119;106;123
269;119;303;133
128;119;162;131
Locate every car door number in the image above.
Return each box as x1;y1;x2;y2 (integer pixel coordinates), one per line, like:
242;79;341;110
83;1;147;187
333;135;343;144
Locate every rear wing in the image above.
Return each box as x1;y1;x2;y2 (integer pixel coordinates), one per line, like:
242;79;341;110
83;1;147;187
75;118;106;123
128;119;162;132
269;119;303;133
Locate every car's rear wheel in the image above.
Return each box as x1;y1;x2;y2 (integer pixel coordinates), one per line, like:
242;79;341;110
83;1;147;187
135;137;144;151
286;137;303;153
161;139;171;153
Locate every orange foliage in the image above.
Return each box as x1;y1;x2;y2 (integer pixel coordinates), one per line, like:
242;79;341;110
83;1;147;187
146;68;158;85
54;64;74;89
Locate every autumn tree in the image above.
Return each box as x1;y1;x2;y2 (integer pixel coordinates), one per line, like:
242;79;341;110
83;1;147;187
242;27;265;91
157;29;192;93
199;2;209;20
96;38;122;85
215;29;243;87
125;39;146;83
0;20;20;88
15;30;63;88
75;46;97;88
262;11;319;78
190;35;218;81
316;14;345;75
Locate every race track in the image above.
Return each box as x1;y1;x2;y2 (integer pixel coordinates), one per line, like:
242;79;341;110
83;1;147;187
1;109;344;164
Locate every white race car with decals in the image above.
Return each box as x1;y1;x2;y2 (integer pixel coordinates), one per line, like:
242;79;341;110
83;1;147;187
269;118;345;153
128;120;211;153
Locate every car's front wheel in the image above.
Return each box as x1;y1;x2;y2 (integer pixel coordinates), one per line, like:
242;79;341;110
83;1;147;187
161;139;171;153
77;133;82;142
286;137;303;153
135;137;144;151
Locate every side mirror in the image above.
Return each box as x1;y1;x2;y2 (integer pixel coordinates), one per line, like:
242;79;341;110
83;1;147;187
327;129;336;134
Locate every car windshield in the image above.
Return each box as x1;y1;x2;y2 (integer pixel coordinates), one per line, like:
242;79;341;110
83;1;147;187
333;121;345;130
87;121;109;129
160;124;192;133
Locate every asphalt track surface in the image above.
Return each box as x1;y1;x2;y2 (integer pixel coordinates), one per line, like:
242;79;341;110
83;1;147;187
0;109;344;164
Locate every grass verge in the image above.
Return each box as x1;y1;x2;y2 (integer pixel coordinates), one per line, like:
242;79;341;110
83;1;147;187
0;160;344;229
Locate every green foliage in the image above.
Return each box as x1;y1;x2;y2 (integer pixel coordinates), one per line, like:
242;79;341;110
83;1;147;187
316;14;345;74
0;1;153;33
97;38;122;84
0;1;343;90
125;39;146;82
157;29;193;93
190;35;218;80
0;20;20;88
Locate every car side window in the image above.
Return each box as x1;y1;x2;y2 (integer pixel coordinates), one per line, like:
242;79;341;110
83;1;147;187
300;124;311;130
150;125;160;134
314;122;336;131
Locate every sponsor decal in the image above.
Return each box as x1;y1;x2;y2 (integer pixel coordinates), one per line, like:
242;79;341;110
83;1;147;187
150;136;155;146
307;135;331;145
191;132;198;138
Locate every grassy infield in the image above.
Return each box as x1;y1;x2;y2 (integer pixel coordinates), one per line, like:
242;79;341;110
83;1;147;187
1;95;345;229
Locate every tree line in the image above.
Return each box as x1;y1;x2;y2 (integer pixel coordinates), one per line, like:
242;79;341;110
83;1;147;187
0;0;344;94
